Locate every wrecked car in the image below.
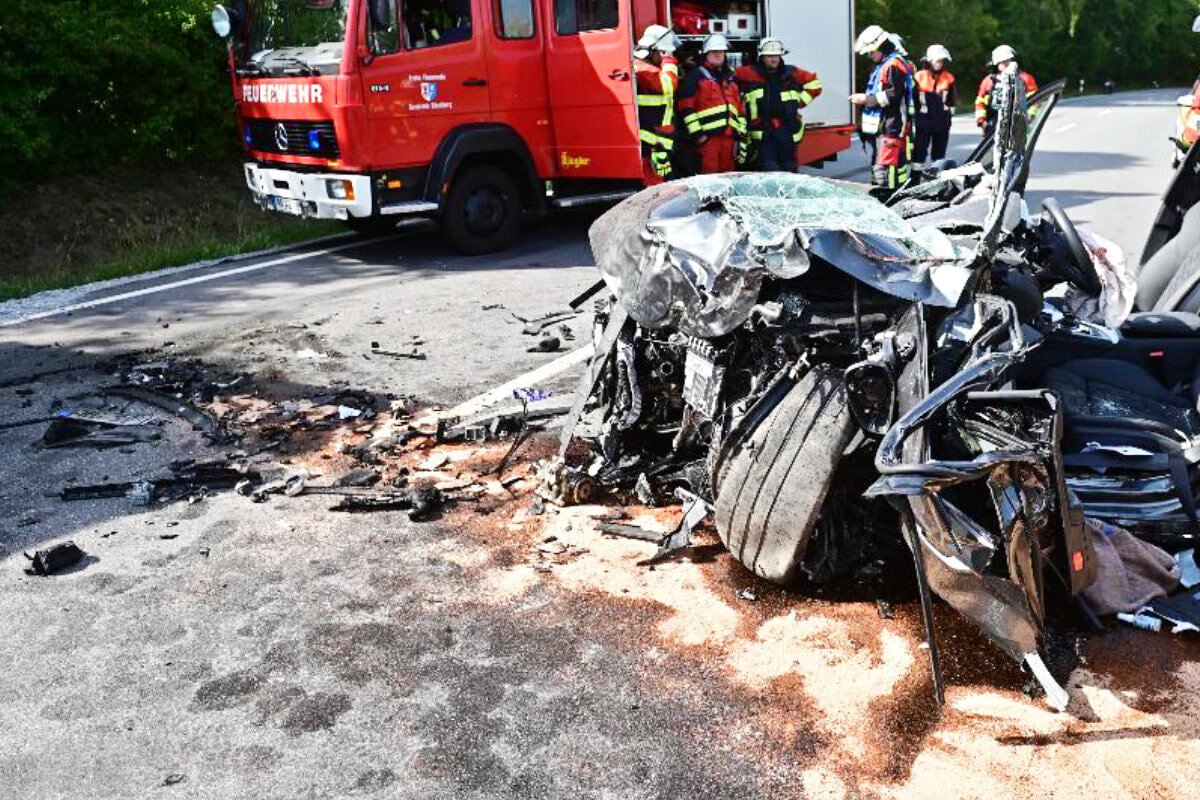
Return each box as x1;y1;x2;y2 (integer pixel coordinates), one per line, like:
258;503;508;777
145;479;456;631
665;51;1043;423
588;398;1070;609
555;71;1149;707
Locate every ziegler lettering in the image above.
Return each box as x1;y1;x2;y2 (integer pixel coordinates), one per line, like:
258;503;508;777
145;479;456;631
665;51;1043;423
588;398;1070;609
242;83;324;104
560;152;592;169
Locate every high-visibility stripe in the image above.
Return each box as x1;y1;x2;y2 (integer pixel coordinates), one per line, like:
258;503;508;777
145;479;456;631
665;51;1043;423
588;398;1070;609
640;130;674;149
637;96;669;106
798;91;814;105
803;79;822;91
792;121;806;143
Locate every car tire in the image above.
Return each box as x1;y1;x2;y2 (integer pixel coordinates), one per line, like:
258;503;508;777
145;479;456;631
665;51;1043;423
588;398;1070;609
713;368;856;585
441;165;523;254
343;215;398;236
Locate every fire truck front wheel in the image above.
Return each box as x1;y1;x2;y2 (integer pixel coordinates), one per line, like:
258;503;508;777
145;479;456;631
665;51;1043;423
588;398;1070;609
441;165;523;254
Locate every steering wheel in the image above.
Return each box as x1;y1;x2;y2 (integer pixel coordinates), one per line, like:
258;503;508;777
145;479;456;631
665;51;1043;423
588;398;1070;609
1041;197;1103;296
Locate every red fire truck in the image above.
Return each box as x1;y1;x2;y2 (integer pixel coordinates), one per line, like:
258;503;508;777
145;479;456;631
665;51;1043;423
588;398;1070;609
212;0;855;252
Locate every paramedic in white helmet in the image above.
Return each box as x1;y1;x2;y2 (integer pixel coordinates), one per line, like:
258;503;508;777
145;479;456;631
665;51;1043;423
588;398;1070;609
734;38;824;171
850;24;916;192
913;44;958;163
975;44;1039;136
634;25;682;184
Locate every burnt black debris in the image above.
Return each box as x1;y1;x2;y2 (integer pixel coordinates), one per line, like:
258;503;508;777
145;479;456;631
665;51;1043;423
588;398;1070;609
24;542;86;576
329;486;445;521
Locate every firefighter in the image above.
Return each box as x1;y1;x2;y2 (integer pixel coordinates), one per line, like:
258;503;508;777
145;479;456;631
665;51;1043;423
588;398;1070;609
850;25;914;192
913;44;957;164
735;38;823;172
634;25;681;185
975;45;1039;136
678;33;746;175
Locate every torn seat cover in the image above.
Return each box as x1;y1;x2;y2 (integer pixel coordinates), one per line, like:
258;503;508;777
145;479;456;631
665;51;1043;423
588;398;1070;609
589;173;975;338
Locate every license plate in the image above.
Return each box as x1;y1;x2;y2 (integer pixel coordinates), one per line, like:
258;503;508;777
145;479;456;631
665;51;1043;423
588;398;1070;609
270;196;303;215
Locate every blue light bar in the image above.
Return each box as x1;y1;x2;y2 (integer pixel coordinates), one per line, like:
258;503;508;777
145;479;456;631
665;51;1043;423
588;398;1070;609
308;130;322;151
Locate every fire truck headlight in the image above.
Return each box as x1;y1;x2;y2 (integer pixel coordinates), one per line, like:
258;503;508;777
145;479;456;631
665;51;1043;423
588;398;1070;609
326;180;355;201
212;5;238;38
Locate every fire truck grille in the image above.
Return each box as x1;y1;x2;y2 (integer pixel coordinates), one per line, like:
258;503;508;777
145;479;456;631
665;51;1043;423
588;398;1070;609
245;120;340;159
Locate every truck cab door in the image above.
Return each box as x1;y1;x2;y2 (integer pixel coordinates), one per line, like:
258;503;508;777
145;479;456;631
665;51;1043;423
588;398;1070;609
544;0;641;179
362;0;491;171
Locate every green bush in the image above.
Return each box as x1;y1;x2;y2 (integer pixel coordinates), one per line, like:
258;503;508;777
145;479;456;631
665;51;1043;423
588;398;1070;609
857;0;1200;92
0;0;236;182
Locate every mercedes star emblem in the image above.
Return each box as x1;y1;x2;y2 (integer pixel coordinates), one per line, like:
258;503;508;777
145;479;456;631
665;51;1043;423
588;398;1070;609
274;122;289;151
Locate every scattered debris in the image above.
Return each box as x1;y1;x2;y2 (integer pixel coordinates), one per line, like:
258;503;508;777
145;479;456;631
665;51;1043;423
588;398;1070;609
638;489;710;566
371;348;427;360
41;415;161;448
101;386;222;441
527;336;561;353
333;469;381;488
329;486;444;521
599;522;662;543
418;453;450;471
514;310;579;336
24;542;85;576
736;588;758;602
162;774;187;787
58;462;258;505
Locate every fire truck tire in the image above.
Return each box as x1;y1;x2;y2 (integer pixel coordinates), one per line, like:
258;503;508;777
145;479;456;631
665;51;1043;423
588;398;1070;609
441;164;523;254
344;215;398;235
712;368;855;585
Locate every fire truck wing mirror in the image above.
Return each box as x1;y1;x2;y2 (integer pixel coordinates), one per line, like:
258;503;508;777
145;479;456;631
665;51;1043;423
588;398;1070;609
368;0;394;29
211;4;241;38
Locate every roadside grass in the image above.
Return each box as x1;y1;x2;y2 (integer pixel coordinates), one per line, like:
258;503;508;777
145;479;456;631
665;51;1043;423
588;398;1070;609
0;162;343;302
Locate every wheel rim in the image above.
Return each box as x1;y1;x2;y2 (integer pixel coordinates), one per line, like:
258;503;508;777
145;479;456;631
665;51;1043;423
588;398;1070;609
463;186;508;236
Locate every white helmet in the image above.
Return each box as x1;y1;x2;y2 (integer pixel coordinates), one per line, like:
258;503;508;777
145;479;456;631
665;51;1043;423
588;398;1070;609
855;25;890;55
888;33;908;56
758;38;787;57
925;44;952;64
635;24;678;58
702;33;730;54
991;44;1017;65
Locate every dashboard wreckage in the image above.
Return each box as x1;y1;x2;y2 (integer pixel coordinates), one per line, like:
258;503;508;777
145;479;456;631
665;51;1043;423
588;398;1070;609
548;70;1200;709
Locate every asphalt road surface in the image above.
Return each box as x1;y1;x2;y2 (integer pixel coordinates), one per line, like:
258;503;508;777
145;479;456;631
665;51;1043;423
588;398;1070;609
2;89;1197;800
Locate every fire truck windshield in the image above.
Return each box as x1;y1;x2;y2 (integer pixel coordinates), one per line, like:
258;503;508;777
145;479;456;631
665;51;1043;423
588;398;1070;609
240;0;350;75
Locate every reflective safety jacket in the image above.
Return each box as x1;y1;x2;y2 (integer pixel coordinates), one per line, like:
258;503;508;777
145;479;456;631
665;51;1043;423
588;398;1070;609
913;68;957;133
861;52;913;138
635;55;680;154
735;63;823;143
678;64;747;140
975;71;1039;127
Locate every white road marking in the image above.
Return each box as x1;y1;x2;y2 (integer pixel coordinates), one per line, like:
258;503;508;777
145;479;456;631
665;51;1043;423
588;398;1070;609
0;237;391;327
1055;122;1078;134
1098;109;1113;117
416;346;594;426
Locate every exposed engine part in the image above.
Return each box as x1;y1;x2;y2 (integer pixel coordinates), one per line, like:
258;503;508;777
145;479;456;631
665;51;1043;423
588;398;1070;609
534;458;597;507
682;339;727;419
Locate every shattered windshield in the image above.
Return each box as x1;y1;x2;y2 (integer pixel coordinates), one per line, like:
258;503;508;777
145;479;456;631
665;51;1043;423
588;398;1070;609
241;0;350;74
590;173;975;338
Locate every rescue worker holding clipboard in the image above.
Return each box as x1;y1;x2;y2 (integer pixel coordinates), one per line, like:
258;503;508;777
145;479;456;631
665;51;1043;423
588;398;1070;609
850;24;914;194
